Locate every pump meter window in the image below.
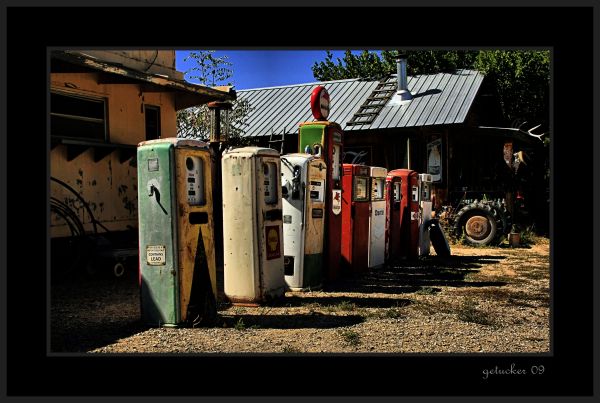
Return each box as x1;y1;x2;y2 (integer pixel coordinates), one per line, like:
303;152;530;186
371;178;386;201
185;156;205;206
353;177;369;201
332;144;341;180
263;162;278;204
393;182;402;202
421;183;431;201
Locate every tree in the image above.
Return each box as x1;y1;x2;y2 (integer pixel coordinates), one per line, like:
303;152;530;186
177;51;253;146
474;50;550;130
311;50;549;130
312;50;478;80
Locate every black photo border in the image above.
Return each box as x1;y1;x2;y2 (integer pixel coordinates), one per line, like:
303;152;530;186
2;3;597;400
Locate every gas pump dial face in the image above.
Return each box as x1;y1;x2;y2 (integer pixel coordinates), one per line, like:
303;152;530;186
310;86;330;120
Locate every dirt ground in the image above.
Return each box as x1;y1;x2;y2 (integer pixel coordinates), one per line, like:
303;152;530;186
50;239;550;354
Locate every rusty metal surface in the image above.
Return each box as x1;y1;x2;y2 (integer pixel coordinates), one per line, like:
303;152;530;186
174;148;216;321
465;216;491;241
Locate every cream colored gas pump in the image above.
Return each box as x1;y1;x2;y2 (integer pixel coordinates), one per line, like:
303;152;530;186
222;147;286;305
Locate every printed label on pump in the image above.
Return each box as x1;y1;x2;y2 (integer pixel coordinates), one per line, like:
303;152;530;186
332;190;342;215
146;245;166;266
265;225;281;260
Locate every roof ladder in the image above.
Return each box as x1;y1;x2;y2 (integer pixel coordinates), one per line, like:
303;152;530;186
347;76;397;126
268;128;286;154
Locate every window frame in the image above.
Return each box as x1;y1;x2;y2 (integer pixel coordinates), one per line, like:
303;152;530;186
50;90;108;142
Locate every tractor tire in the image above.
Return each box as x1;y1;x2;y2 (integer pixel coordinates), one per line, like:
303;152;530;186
453;202;502;246
487;200;511;235
429;219;451;257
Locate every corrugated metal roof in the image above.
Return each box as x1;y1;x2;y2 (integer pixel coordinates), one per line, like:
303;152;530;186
237;69;483;137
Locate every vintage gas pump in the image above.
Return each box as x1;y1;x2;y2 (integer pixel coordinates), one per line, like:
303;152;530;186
386;169;419;260
368;167;388;268
298;86;343;282
385;173;402;262
281;154;327;291
340;164;371;272
418;173;433;256
221;146;286;305
137;138;217;327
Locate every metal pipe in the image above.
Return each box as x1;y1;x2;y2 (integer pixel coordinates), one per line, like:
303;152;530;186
396;56;412;101
407;136;411;169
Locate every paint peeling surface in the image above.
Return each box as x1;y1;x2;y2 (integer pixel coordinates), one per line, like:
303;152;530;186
137;139;217;326
50;148;138;238
222;147;285;304
174;148;217;320
53;51;236;108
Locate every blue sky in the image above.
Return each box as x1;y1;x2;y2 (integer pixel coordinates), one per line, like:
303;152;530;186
176;50;376;90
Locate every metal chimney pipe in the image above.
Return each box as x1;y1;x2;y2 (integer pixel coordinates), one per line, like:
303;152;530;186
396;55;412;101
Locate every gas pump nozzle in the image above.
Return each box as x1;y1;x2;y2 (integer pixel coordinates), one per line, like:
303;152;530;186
292;166;301;199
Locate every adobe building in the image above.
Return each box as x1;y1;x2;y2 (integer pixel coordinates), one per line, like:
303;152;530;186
50;50;235;272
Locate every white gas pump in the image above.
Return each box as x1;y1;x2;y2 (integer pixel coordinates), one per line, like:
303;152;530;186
418;173;433;256
281;154;327;291
368;166;388;268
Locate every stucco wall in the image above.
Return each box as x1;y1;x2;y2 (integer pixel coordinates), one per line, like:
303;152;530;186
50;72;177;237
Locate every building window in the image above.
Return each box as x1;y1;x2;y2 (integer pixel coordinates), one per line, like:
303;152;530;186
145;105;161;140
51;92;107;141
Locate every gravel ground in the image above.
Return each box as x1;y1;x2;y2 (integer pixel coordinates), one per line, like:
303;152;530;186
50;239;550;354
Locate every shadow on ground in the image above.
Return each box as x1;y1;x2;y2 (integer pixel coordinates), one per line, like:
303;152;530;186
328;254;508;294
219;313;365;329
51;253;509;351
51;270;144;353
266;295;412;309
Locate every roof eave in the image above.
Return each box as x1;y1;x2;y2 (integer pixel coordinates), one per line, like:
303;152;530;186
51;50;236;109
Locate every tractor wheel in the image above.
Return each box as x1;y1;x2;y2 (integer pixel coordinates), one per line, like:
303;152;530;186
488;200;511;235
453;202;501;246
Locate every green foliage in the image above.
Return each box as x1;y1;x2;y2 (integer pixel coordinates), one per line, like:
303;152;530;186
177;99;254;146
415;286;437;295
456;298;496;326
339;329;361;346
281;345;301;353
334;300;356;311
234;317;246;331
383;307;403;319
183;50;233;87
474;50;550;128
176;51;254;146
311;49;549;129
311;50;478;81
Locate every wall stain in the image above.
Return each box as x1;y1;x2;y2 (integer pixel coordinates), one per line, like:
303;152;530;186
108;159;113;187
